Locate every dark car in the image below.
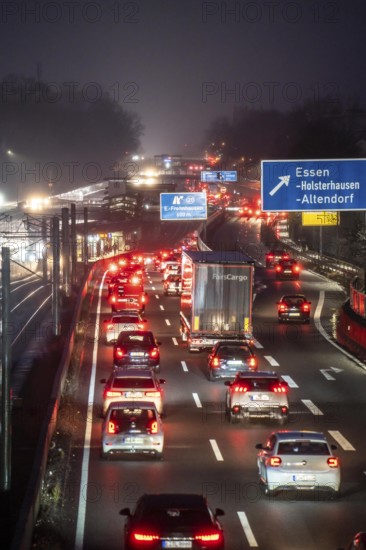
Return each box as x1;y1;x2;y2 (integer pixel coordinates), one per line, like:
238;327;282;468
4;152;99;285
207;340;257;381
120;493;225;550
277;294;311;323
113;330;162;372
275;258;301;280
265;249;290;268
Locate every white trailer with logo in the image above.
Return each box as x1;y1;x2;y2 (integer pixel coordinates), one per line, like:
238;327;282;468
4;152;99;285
180;250;254;352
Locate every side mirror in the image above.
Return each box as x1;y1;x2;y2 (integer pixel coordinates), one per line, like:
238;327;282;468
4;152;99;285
159;379;166;384
215;508;225;517
255;443;264;450
331;444;337;450
224;381;232;387
100;378;107;383
103;319;110;324
157;341;162;346
119;508;131;517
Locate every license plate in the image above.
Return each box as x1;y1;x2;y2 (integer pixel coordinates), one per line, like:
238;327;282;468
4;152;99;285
124;392;143;398
293;474;316;481
124;437;143;444
131;352;145;357
251;394;269;401
284;270;291;274
162;542;192;549
227;360;243;365
289;312;300;317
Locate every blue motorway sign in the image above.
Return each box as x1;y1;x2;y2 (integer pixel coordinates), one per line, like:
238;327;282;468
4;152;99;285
160;192;207;220
201;170;237;182
261;159;366;212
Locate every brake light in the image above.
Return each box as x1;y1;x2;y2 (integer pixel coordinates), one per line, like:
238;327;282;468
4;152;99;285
150;421;158;434
269;456;282;467
271;383;289;393
137;323;145;329
115;347;124;358
249;357;257;368
293;265;300;272
267;254;274;259
107;324;115;330
141;294;146;303
195;532;222;542
233;384;249;393
131;276;140;285
279;304;287;312
275;265;282;272
212;357;220;368
302;303;310;312
111;296;116;303
145;391;161;398
150;348;159;358
108;421;118;434
105;390;122;398
132;532;159;542
327;457;339;468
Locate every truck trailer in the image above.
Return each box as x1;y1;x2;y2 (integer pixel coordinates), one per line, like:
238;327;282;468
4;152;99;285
180;250;254;352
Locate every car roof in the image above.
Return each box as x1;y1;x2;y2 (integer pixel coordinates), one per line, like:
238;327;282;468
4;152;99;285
216;339;252;346
118;330;152;337
112;368;155;378
273;431;327;441
236;371;279;379
280;294;306;300
137;494;208;508
111;313;140;319
106;400;158;411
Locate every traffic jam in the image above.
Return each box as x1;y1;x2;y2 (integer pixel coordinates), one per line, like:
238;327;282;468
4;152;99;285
76;226;362;550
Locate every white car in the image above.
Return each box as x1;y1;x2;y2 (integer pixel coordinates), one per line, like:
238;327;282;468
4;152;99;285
101;401;164;460
103;312;146;343
256;430;340;497
100;368;165;416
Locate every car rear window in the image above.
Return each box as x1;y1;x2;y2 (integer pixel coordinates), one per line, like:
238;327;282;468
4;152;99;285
218;346;252;358
109;407;157;431
139;508;210;528
112;316;138;324
236;378;279;391
283;297;305;307
277;441;330;455
120;333;153;345
112;378;155;389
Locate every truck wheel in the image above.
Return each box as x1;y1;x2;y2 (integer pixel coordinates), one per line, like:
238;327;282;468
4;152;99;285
230;412;240;424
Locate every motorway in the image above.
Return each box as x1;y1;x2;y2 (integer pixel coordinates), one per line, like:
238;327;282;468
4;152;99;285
35;215;366;550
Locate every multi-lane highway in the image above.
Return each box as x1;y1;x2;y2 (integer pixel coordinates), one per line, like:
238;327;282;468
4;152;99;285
34;215;366;550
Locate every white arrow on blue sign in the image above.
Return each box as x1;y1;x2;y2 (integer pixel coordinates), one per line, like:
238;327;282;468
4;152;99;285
261;159;366;212
160;192;207;220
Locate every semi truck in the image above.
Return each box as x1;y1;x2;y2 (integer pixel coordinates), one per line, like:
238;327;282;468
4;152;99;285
180;250;254;352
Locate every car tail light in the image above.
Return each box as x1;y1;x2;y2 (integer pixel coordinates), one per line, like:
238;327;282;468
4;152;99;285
302;303;310;312
232;405;240;414
249;357;257;369
131;276;140;285
150;348;159;359
105;390;122;398
145;391;161;398
107;323;114;330
233;384;249;393
283;253;289;260
115;347;124;358
271;382;289;393
111;296;116;303
141;294;146;303
267;254;274;259
269;456;282;467
195;532;222;543
275;265;282;272
137;323;145;329
293;265;300;272
211;357;220;368
132;532;159;542
279;304;287;312
108;421;118;434
327;457;339;468
150;421;158;434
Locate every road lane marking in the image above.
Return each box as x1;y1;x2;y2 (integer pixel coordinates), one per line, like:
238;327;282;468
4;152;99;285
264;356;279;367
160;305;164;310
151;286;156;290
165;319;171;326
155;294;159;299
320;369;335;381
328;430;355;451
74;272;106;550
237;511;258;547
172;337;178;346
302;399;323;416
192;393;202;408
181;361;188;372
281;375;298;388
209;439;224;461
252;338;263;349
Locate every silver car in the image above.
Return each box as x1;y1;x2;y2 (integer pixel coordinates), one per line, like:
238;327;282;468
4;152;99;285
101;401;164;460
225;371;289;424
103;312;146;344
256;430;340;497
100;368;165;416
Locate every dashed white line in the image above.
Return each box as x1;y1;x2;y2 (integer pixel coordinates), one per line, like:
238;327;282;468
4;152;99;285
181;361;188;372
151;286;156;290
172;337;178;346
281;375;298;388
165;319;171;326
252;338;263;349
320;369;335;381
209;439;224;461
302;399;323;416
192;393;202;408
160;305;164;311
237;511;258;547
328;430;355;451
155;294;159;299
264;356;279;367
